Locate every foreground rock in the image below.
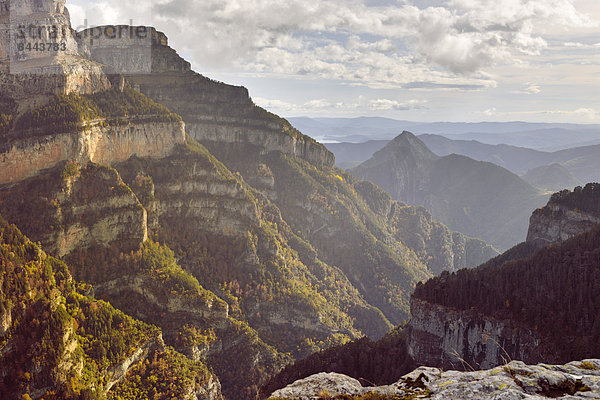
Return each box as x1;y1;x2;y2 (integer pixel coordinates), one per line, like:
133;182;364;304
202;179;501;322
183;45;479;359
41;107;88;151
268;359;600;399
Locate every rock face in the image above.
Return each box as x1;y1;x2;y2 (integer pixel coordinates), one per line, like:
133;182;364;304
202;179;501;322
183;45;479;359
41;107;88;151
0;162;148;257
0;119;186;185
269;360;600;400
0;0;110;96
527;203;600;246
406;298;553;371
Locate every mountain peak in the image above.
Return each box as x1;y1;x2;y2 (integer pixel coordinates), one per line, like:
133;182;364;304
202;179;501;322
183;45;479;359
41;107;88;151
383;130;438;161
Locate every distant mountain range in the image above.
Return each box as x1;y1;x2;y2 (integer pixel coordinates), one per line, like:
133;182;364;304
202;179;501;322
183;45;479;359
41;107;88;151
350;132;549;251
325;134;600;189
289;117;600;151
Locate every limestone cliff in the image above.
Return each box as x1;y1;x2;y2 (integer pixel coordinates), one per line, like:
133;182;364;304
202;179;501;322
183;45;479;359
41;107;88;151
0;118;185;185
527;195;600;246
0;0;110;97
407;298;553;371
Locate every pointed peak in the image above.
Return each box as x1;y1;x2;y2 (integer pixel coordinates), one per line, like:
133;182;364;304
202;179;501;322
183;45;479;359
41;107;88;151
386;131;436;156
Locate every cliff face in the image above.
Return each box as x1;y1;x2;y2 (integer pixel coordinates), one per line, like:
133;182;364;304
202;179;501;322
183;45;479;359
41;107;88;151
407;298;552;370
0;119;185;185
527;203;600;245
0;0;110;97
0;162;148;257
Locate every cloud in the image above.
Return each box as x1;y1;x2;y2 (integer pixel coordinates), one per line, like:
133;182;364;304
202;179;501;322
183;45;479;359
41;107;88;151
368;99;427;110
512;83;541;95
67;0;595;83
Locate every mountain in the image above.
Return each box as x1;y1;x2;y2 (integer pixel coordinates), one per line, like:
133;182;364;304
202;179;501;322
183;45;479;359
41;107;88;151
288;117;600;150
80;25;496;319
0;214;223;399
351;132;548;250
326;134;600;187
408;183;600;370
420;134;600;184
521;163;581;192
0;5;498;398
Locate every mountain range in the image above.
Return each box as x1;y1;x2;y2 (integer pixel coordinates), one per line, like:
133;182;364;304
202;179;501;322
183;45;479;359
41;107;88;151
350;132;549;251
290;117;600;151
327;134;600;192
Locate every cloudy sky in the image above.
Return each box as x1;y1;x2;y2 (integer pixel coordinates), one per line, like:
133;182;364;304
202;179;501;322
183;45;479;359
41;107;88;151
67;0;599;123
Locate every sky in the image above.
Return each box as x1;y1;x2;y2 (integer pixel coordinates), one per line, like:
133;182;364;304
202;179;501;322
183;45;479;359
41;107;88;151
66;0;600;123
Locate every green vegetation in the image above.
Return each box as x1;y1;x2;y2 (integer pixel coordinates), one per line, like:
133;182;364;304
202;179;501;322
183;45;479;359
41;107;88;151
140;240;205;297
13;87;181;136
0;214;164;399
107;347;212;400
0;112;13;135
579;361;599;370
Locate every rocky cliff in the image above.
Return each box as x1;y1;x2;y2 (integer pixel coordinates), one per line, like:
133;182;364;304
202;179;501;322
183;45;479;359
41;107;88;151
78;29;501;327
527;184;600;246
407;298;553;371
0;0;110;97
407;185;600;373
0;118;185;185
267;359;600;400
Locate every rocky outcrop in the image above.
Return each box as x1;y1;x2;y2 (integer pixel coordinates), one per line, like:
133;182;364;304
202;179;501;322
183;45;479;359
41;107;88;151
269;359;600;400
94;276;229;325
527;203;600;246
389;203;498;274
0;119;185;185
0;0;111;96
406;298;554;371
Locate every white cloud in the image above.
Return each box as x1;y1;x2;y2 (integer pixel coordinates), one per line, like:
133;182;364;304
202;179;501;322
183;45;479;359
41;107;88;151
66;0;595;85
